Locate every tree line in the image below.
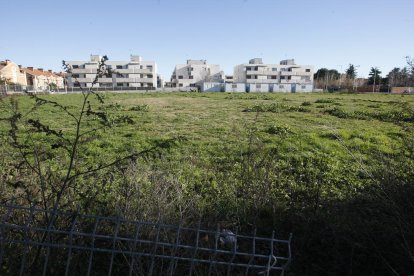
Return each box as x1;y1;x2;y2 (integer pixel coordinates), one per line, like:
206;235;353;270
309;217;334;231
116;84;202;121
314;56;414;91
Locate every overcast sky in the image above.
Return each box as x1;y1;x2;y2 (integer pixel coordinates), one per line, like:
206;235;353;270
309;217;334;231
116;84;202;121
1;0;413;78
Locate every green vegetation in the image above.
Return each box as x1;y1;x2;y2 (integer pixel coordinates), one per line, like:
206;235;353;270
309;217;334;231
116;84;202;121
1;92;413;274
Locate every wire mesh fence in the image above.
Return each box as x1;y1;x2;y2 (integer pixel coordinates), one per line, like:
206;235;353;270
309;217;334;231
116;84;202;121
0;204;292;275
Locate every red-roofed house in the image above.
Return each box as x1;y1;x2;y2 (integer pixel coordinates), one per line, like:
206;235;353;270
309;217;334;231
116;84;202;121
21;67;64;90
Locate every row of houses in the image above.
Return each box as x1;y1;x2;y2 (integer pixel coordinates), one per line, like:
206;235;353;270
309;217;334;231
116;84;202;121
64;55;314;92
0;60;64;91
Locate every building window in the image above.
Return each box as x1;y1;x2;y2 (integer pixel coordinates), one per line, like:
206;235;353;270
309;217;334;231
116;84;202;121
72;74;79;78
189;76;194;79
288;76;291;80
117;83;123;87
279;85;284;89
178;76;183;79
302;85;306;89
306;69;311;72
179;83;183;87
116;65;123;69
72;65;79;69
147;65;153;69
232;84;237;88
256;84;261;88
272;68;277;71
247;75;252;79
147;74;153;78
271;76;277;79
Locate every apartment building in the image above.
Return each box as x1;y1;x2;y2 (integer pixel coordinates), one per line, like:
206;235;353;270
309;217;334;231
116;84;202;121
170;60;224;89
233;58;314;92
66;55;157;89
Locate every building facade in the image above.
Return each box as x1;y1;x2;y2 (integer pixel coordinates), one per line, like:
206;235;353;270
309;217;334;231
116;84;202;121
233;58;314;92
1;59;64;90
0;60;27;85
22;67;64;90
170;60;224;89
66;55;157;89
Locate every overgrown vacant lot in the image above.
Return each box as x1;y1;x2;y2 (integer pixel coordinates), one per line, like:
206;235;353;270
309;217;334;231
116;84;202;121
1;92;413;274
11;92;411;156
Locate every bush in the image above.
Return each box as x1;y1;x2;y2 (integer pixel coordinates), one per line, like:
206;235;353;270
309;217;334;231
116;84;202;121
315;98;335;104
266;124;292;136
130;104;149;112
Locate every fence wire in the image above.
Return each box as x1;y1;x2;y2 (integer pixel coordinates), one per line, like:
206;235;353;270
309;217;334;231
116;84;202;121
0;204;292;275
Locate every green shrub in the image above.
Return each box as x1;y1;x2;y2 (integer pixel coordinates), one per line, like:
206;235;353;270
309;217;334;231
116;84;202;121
266;124;292;136
130;104;149;112
315;99;335;104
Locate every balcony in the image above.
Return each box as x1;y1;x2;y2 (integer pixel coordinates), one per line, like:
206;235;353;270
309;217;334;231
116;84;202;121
97;78;113;83
116;68;153;74
246;69;278;76
115;78;154;83
71;68;97;74
74;78;94;83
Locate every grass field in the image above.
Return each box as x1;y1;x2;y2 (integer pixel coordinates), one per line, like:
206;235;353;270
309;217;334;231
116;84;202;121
1;91;413;274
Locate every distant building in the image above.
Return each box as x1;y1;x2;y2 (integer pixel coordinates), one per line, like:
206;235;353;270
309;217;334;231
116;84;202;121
65;55;157;89
170;60;224;89
21;67;64;90
233;58;314;92
0;60;27;85
225;75;234;83
1;59;64;90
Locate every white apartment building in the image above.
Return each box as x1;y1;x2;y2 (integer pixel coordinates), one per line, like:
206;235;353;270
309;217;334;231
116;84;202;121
66;55;157;89
170;60;224;89
234;58;314;92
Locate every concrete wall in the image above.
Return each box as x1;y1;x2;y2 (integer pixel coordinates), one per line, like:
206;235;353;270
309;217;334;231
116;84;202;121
295;84;313;92
225;83;246;92
248;83;270;92
271;83;292;92
201;82;223;92
391;87;414;94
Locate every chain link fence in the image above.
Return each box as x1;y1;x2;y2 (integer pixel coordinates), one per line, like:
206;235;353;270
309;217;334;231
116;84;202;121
0;204;292;275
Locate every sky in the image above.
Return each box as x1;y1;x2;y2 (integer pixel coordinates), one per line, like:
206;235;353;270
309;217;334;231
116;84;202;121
1;0;413;79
